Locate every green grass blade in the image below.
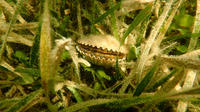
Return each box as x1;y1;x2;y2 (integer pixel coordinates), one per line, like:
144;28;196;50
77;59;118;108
0;0;24;61
14;51;29;66
114;58;124;81
109;0;119;40
67;87;83;102
97;69;111;81
67;86;90;111
5;89;43;112
133;63;157;96
15;67;40;84
40;0;52;96
121;4;152;44
0;98;21;110
156;68;184;95
15;67;40;77
147;69;177;92
163;32;200;42
29;30;41;66
62;95;165;112
95;70;107;89
93;2;121;24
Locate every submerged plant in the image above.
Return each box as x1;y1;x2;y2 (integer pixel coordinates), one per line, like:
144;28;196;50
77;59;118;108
0;0;200;112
